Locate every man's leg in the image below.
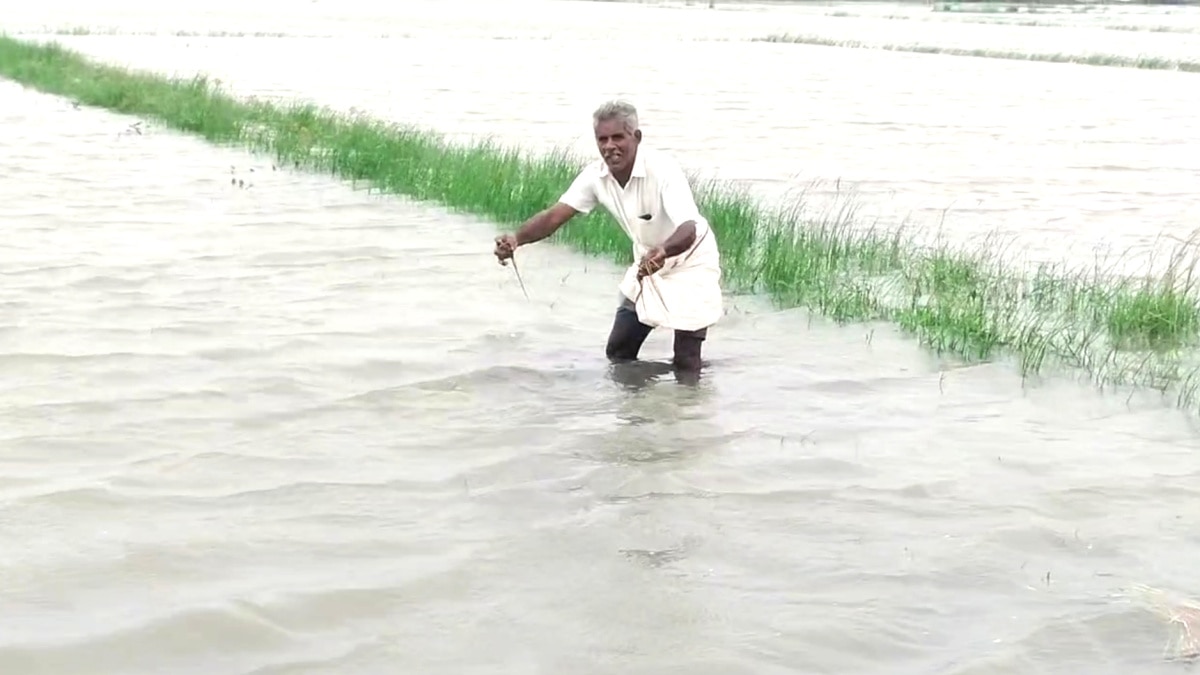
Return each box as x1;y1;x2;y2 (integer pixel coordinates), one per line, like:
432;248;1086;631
672;325;707;372
606;296;653;362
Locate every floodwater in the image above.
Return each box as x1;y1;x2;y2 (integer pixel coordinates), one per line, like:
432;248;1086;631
3;1;1200;673
6;0;1200;274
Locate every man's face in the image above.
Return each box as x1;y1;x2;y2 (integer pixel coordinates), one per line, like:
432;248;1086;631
594;118;641;176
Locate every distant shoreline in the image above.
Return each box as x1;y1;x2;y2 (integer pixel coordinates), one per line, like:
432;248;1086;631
580;0;1200;6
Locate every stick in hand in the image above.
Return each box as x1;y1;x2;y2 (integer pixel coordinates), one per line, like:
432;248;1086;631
495;234;529;300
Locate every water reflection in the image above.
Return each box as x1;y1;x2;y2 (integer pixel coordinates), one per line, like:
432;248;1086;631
608;359;676;390
607;359;703;390
577;359;726;467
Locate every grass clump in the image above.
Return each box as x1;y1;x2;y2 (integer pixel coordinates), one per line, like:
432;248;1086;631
755;34;1200;73
5;35;1200;412
897;250;1007;360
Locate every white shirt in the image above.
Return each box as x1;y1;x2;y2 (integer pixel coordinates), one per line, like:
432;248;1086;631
557;146;723;332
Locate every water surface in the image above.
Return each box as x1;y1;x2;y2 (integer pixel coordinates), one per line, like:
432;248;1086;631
4;2;1200;673
9;0;1199;275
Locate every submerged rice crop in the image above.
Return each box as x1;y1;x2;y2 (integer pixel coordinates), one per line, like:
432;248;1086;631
4;35;1200;412
755;33;1200;72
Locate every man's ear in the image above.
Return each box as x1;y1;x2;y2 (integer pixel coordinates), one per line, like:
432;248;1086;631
634;129;643;142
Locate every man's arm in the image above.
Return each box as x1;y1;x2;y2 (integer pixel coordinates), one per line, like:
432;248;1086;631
538;164;600;241
495;168;597;263
658;220;697;257
513;202;580;246
639;221;695;278
650;160;705;259
494;203;577;263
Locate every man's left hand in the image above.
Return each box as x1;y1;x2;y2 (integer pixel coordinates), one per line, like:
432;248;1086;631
638;246;666;279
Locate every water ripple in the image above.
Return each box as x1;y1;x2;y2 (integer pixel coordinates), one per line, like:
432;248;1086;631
2;4;1200;673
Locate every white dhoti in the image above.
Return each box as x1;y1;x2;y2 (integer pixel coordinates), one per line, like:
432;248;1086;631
618;222;723;333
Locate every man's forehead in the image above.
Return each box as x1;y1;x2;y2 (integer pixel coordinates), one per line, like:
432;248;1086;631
594;120;632;135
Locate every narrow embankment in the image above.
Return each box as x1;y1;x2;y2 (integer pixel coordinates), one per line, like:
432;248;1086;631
4;35;1200;412
755;33;1200;72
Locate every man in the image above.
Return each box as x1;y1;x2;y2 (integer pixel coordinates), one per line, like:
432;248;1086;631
493;100;723;373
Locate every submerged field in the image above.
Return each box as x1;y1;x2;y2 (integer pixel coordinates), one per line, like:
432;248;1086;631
7;4;1200;673
3;34;1200;413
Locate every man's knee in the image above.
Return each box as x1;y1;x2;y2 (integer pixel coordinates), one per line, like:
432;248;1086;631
607;328;645;361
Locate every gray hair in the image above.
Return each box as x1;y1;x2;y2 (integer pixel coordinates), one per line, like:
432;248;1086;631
592;100;639;133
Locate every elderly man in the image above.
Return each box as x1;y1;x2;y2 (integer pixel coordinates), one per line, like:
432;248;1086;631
493;100;723;373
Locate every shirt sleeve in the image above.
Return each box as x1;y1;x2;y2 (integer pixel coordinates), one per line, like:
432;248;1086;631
658;159;704;228
558;167;598;214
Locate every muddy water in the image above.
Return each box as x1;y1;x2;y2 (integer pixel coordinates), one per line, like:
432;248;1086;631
4;1;1200;673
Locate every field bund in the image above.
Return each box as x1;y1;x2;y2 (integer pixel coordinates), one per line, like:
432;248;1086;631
755;33;1200;72
4;35;1200;413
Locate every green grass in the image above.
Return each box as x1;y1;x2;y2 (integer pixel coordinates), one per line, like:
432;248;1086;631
755;33;1200;72
4;34;1200;412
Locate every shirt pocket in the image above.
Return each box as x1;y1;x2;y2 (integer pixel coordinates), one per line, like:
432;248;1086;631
636;185;659;224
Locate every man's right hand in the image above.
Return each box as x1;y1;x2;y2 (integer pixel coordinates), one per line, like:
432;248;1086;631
494;233;518;265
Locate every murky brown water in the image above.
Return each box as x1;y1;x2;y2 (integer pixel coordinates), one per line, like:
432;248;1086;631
4;1;1200;673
